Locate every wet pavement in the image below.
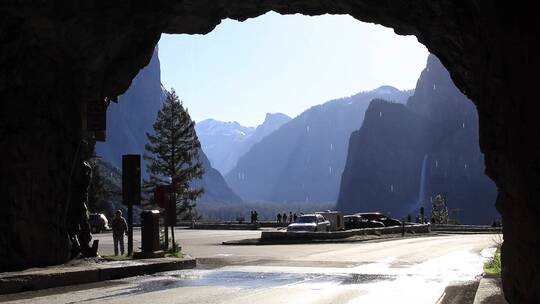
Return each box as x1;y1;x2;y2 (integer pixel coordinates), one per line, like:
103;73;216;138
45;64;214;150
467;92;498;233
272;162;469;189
0;232;498;304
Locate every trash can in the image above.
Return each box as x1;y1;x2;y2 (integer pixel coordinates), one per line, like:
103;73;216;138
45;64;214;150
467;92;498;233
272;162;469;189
140;210;160;253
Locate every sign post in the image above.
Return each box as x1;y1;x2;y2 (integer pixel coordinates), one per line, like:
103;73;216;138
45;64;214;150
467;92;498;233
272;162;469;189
122;154;141;256
154;184;175;250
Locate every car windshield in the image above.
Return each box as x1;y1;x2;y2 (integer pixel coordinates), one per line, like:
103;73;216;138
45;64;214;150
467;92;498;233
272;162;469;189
297;216;317;223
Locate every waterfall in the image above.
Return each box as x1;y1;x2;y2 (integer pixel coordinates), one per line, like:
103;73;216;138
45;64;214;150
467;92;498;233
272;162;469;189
417;154;428;208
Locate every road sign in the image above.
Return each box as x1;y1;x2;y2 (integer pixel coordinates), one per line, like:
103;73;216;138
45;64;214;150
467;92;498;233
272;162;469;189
122;155;141;206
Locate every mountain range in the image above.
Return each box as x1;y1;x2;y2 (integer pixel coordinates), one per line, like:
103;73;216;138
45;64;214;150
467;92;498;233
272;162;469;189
225;86;413;203
195;113;291;175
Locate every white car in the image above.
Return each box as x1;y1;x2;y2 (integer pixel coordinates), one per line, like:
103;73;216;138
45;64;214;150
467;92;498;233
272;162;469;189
287;214;331;232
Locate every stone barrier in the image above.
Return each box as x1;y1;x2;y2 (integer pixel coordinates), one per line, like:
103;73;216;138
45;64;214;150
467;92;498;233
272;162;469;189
261;224;431;240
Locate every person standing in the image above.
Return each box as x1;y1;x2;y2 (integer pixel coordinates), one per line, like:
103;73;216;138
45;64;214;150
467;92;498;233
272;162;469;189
277;213;282;223
112;210;128;256
289;212;293;223
282;212;288;223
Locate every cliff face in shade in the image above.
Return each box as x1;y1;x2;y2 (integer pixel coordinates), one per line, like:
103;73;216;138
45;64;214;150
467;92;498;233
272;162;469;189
337;55;497;224
96;48;165;167
226;87;412;203
2;2;539;301
96;49;241;204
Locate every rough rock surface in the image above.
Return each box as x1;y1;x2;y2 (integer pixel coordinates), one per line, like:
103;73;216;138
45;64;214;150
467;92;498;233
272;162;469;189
0;1;538;302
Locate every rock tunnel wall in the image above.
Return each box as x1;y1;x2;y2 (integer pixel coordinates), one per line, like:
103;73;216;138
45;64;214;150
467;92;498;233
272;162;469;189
1;1;538;302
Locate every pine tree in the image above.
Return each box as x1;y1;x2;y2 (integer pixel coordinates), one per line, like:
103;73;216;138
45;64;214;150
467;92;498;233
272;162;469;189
431;194;449;224
144;89;204;248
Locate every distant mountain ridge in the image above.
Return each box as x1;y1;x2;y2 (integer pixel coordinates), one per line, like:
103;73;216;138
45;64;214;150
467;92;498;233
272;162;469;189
96;48;241;204
196;113;291;174
225;86;413;203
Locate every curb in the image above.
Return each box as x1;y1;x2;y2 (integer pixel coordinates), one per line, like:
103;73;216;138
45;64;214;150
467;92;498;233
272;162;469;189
223;231;438;246
0;257;196;295
473;274;507;304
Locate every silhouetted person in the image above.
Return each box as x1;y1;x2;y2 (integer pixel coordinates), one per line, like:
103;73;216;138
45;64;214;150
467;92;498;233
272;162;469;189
289;212;293;223
282;213;287;223
250;211;254;224
112;210;128;256
254;210;258;223
407;214;412;223
293;213;298;222
277;213;282;223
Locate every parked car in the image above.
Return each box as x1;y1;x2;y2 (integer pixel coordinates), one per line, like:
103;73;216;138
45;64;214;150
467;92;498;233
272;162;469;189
89;213;110;233
287;214;331;232
344;215;384;229
355;212;402;227
316;211;345;231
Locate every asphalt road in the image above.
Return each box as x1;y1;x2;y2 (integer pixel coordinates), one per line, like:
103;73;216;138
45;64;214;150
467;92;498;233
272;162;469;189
0;230;499;304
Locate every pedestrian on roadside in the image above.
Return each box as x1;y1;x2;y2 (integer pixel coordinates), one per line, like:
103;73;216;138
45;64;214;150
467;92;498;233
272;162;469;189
250;211;254;224
112;210;128;256
289;212;293;223
283;212;288;223
293;213;298;222
277;213;282;223
254;210;258;223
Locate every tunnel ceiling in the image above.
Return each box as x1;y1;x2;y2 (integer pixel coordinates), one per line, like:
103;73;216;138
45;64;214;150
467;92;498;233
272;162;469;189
0;1;498;110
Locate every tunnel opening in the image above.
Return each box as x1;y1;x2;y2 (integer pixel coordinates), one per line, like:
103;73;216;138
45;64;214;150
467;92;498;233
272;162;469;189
1;2;538;303
97;12;498;225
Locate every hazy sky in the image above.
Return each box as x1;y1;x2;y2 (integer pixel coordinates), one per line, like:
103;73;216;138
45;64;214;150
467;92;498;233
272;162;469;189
159;12;429;127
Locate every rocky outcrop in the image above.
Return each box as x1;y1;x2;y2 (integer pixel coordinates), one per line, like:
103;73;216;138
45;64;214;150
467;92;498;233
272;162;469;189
337;99;433;216
337;55;497;224
226;86;411;203
1;2;538;302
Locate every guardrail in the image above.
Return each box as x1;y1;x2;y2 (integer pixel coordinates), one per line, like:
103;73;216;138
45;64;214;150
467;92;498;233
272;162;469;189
431;224;502;233
175;221;261;230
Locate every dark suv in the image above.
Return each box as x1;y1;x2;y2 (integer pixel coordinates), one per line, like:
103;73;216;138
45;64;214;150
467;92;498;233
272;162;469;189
89;213;110;233
355;212;402;227
344;215;385;229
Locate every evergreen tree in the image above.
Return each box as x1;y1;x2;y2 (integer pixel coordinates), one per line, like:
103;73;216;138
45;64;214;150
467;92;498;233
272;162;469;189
144;89;204;247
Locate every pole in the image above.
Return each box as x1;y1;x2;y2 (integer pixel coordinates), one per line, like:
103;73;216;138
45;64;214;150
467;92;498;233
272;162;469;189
164;218;169;250
122;154;140;257
171;225;175;250
170;190;176;250
128;202;133;255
